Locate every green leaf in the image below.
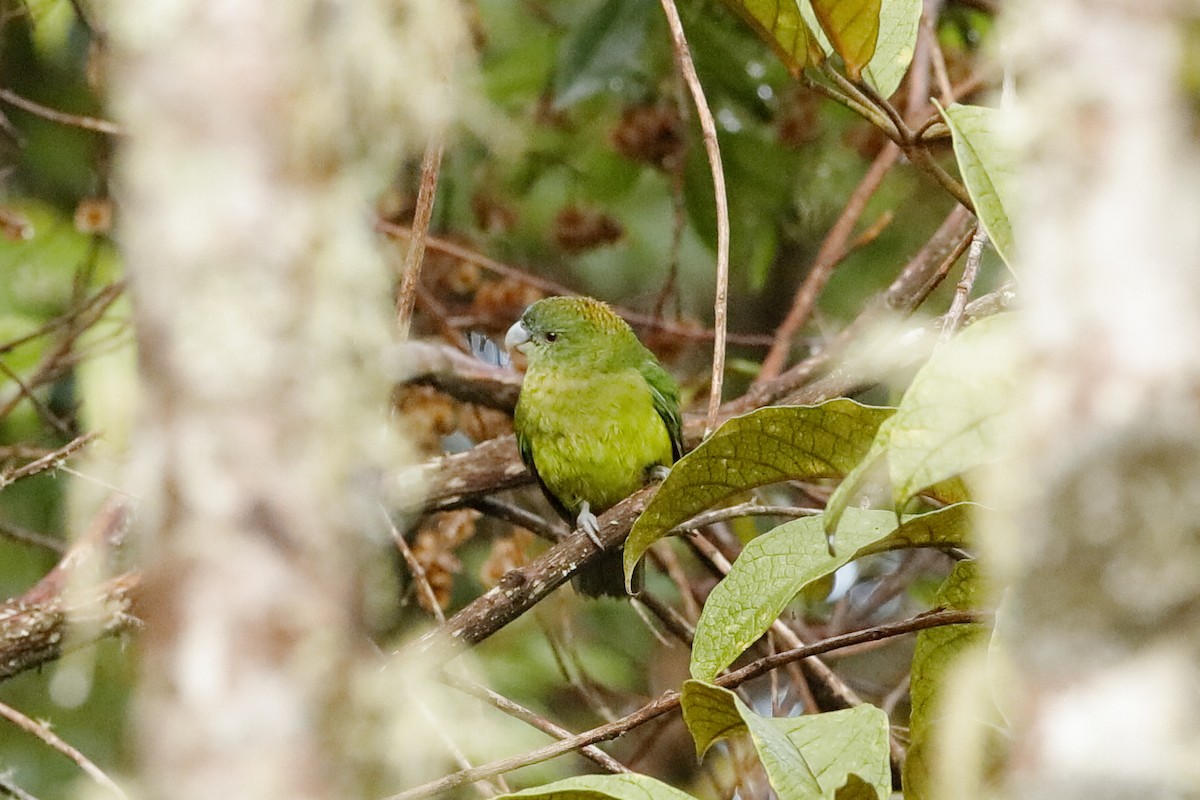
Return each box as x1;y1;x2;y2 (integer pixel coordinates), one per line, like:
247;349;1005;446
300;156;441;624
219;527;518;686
810;0;881;81
937;102;1019;269
802;0;919;96
692;504;975;680
552;0;655;109
824;314;1017;543
624;399;895;584
720;0;816;76
882;314;1018;507
779;705;891;800
861;0;921;97
496;774;699;800
903;560;989;800
681;681;823;799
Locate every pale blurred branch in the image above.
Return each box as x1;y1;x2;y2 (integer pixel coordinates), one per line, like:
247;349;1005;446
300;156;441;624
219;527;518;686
0;700;129;799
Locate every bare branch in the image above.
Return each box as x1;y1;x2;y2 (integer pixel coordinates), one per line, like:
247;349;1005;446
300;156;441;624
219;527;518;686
404;486;657;657
397;134;447;338
441;670;629;774
658;0;729;436
0;88;124;136
0;433;97;490
758;141;902;383
940;222;988;341
0;700;129;799
386;609;986;800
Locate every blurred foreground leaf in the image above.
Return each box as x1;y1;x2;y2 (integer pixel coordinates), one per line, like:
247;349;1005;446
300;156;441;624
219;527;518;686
824;314;1017;543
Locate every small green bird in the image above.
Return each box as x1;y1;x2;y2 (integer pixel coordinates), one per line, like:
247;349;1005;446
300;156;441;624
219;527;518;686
505;296;682;597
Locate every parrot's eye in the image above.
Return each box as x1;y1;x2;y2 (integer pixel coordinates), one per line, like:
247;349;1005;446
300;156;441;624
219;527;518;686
544;331;559;343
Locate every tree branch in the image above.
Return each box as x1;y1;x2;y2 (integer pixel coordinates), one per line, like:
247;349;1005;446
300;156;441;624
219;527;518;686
387;608;986;800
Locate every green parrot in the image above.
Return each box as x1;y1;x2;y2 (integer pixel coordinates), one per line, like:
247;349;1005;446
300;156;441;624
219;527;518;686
505;296;683;597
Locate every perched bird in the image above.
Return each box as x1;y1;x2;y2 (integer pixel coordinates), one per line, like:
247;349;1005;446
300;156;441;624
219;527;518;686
505;296;682;597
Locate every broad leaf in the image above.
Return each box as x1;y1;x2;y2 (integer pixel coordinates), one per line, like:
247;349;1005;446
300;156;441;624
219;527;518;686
882;314;1018;507
692;504;974;680
496;774;698;800
902;560;989;799
681;681;823;799
802;0;920;96
810;0;881;81
779;705;891;800
824;315;1016;544
624;400;895;586
721;0;818;76
938;103;1019;269
861;0;921;97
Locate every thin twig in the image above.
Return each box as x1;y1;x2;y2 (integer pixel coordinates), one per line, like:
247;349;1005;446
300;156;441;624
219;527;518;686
922;0;955;104
382;506;446;624
441;671;630;773
0;282;124;357
0;359;72;435
758;141;902;383
377;223;773;347
0;773;42;800
658;0;729;436
670;502;822;534
0;433;97;489
941;222;987;341
0;701;128;799
385;609;985;800
0;520;66;554
0;89;124;136
465;496;567;543
397;133;446;338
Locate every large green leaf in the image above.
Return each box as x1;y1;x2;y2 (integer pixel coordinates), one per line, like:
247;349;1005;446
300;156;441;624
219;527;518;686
624;400;895;586
692;504;974;680
861;0;921;97
802;0;920;96
720;0;818;77
809;0;880;81
551;0;656;108
938;103;1018;269
824;315;1017;544
496;774;698;800
778;705;891;800
683;682;890;800
681;681;823;799
902;560;990;799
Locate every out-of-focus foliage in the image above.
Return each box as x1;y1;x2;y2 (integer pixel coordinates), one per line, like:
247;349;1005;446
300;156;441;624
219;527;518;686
0;0;1008;797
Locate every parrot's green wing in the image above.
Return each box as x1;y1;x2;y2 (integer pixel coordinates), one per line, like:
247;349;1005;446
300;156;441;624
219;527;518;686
639;357;683;461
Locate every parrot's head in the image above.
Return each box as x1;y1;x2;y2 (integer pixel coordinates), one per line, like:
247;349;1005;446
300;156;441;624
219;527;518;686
505;296;635;370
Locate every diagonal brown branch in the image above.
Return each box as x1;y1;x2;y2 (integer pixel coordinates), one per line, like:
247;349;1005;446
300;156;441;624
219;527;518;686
386;608;986;800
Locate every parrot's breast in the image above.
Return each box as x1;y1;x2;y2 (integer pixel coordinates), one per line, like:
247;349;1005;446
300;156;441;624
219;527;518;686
516;367;674;515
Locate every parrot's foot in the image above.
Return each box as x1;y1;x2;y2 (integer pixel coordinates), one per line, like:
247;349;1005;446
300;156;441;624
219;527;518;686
577;503;604;550
647;464;672;482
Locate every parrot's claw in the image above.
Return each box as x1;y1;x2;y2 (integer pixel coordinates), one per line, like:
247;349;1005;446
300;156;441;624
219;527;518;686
648;465;672;482
577;503;604;550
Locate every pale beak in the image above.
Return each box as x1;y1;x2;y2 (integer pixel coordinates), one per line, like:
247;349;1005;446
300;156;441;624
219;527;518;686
504;320;531;353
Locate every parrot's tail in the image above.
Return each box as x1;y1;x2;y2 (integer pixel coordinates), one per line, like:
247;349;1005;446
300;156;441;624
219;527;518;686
572;548;643;598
